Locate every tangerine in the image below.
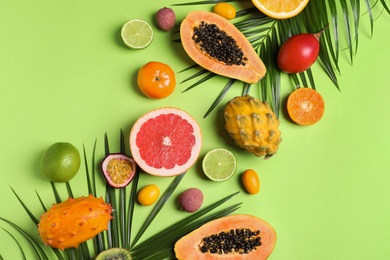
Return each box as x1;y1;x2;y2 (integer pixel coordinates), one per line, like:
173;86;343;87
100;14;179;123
137;61;176;99
287;87;325;125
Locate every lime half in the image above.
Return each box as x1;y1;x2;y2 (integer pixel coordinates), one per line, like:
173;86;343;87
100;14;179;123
121;19;154;49
202;148;237;181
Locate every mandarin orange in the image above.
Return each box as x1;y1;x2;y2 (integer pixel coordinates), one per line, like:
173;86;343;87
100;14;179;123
137;61;176;99
287;87;325;125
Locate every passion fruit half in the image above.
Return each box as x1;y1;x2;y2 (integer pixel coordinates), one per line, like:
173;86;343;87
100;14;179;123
101;153;137;188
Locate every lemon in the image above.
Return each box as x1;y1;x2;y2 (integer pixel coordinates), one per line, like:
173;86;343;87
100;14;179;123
202;148;237;181
40;142;81;183
121;19;154;49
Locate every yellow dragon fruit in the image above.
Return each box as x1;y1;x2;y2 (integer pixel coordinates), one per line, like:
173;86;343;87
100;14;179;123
38;194;113;250
224;95;282;158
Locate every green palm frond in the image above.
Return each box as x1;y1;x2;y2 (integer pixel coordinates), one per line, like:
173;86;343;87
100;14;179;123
1;228;27;260
0;132;241;260
131;173;185;248
130;192;241;259
0;217;53;260
173;0;390;117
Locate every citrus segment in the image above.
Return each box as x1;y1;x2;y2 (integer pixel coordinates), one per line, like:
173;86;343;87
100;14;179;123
287;87;325;125
251;0;309;19
202;148;237;181
129;107;202;177
121;19;154;49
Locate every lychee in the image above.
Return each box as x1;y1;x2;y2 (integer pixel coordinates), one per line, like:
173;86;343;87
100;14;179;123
155;7;176;31
179;188;204;213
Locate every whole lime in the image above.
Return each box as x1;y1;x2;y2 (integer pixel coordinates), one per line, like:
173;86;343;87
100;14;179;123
40;142;81;182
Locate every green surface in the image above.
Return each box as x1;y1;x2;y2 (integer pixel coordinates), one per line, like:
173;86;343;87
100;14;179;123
1;1;390;259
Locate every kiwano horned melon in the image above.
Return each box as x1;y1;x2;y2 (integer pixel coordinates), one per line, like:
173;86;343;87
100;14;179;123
180;11;266;84
174;214;276;260
224;95;282;158
38;195;113;250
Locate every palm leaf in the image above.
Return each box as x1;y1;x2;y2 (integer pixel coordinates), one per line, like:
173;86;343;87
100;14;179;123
363;0;374;37
130;173;186;248
126;161;140;249
174;0;389;117
36;191;48;212
2;130;243;260
132;204;242;260
182;72;216;92
103;132;120;249
130;191;239;253
85;140;106;255
203;78;236;118
1;227;27;260
50;182;62;204
130;192;241;259
119;130;128;248
83;140;98;197
10;187;40;225
380;0;390;13
0;218;54;260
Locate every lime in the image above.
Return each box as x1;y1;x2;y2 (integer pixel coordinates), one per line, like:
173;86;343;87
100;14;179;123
121;19;154;49
202;148;237;181
40;142;81;183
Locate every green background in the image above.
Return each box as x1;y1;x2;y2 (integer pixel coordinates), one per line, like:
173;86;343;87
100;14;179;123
1;1;390;259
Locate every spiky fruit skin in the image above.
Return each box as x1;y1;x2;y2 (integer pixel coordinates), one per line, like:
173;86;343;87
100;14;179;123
38;195;113;250
224;95;282;158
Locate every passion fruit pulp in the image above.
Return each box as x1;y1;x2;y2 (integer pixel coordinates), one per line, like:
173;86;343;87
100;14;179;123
101;153;137;188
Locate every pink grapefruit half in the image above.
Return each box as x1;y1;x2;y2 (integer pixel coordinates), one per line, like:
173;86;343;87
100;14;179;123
129;107;202;177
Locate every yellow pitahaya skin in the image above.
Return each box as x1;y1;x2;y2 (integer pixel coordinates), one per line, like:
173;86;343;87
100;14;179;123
38;194;113;250
224;95;282;158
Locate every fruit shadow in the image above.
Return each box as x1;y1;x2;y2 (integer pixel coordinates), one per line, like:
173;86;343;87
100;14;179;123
114;24;130;50
34;148;49;182
129;69;145;99
280;92;296;124
214;105;244;153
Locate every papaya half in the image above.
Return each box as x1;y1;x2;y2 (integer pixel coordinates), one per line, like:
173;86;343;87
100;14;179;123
180;11;266;84
174;214;276;260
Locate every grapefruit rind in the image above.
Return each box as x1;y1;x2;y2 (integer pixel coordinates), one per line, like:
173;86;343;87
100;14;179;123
129;107;202;177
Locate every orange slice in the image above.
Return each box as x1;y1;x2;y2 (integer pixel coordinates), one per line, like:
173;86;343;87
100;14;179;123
251;0;309;19
287;87;325;125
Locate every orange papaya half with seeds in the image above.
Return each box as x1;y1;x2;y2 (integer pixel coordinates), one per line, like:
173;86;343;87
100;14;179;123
174;214;276;260
180;11;266;84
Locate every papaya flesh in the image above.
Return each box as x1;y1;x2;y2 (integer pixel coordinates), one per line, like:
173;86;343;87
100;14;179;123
180;11;266;84
174;214;276;260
